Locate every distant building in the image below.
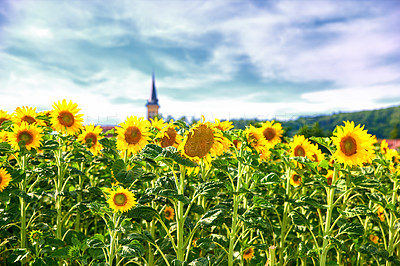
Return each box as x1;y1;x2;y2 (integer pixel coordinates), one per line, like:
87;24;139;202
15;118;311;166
146;73;160;120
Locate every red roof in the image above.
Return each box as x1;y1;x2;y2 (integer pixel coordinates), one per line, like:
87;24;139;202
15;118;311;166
385;139;400;150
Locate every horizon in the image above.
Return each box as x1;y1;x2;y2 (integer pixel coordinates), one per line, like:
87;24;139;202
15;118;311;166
1;0;400;123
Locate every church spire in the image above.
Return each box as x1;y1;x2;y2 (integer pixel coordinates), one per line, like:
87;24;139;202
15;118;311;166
146;71;160;119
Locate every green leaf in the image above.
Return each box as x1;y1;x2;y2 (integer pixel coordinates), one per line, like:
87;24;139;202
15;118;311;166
193;181;224;199
49;248;69;258
253;196;274;209
295;196;326;210
288;209;308;232
142;144;163;160
87;234;106;248
340;205;372;218
189;257;209;266
0;142;11;152
199;207;226;227
338;222;364;239
127;205;160;221
158;189;190;204
259;173;281;185
155;146;197;167
115;169;135;184
112;159;125;176
353;176;381;188
119;240;145;258
8;248;29;263
41;139;59;150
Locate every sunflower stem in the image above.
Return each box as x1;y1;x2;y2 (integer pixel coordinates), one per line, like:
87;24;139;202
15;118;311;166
228;146;244;266
19;154;27;250
386;178;399;266
176;165;186;261
320;165;339;266
278;166;292;265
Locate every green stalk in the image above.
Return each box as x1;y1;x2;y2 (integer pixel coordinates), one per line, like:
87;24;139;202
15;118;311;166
277;166;292;265
269;246;277;266
228;147;244;266
320;166;339;266
176;165;186;261
19;155;27;249
75;162;84;232
386;178;399;266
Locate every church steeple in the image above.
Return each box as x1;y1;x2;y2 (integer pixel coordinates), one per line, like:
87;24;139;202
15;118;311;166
146;72;160;119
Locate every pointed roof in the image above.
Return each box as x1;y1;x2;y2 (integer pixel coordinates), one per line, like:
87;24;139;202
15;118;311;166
146;72;159;106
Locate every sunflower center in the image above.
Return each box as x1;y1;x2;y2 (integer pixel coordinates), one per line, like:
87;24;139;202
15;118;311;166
22;116;36;124
184;124;214;158
17;131;34;145
340;136;357;156
263;128;276;141
161;128;177;147
125;126;142;144
85;132;98;146
294;146;305;157
292;174;301;182
58;111;75;127
113;193;128;206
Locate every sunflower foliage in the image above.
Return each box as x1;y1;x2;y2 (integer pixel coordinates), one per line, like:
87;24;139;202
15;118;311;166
0;103;400;266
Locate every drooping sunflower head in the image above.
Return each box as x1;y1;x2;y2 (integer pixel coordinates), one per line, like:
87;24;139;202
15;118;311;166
116;116;151;156
214;118;234;131
179;118;230;167
384;148;399;163
290;173;302;187
50;100;84;135
309;143;324;163
380;139;389;154
156;122;182;148
244;125;268;154
0;167;12;192
259;120;283;146
331;121;375;167
369;234;379;244
0;110;12;127
164;206;175;221
107;187;137;213
243;247;255;261
7;122;43;151
77;124;104;156
377;206;385;222
12;106;46;127
326;170;334;186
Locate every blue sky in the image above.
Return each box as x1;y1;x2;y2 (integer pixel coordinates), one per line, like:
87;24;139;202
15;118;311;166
1;0;400;125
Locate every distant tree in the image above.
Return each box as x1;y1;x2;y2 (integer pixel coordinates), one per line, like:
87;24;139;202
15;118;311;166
390;124;399;139
296;122;326;138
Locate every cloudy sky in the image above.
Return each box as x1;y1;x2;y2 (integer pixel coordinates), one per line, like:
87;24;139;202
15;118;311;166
1;0;400;124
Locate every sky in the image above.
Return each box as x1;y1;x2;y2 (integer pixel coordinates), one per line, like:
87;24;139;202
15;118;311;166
1;0;400;125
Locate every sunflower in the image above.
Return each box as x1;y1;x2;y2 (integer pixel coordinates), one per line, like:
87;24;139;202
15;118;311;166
290;173;302;187
29;230;43;244
8;122;43;150
50;100;84;135
156;122;182;148
331;121;375;167
164;206;175;221
0;110;12;126
179;117;230;168
369;234;379;244
377;206;385;222
107;187;137;213
290;135;313;158
380;139;389;155
0;168;12;192
244;125;267;154
116;116;151;156
309;143;324;163
243;247;255;261
77;124;103;156
0;131;7;142
259;120;283;146
12;106;46;126
326;170;334;186
384;148;399;163
214;119;234;131
150;117;166;131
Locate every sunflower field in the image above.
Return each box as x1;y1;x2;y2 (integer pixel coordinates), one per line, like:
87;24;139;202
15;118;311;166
0;100;399;266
